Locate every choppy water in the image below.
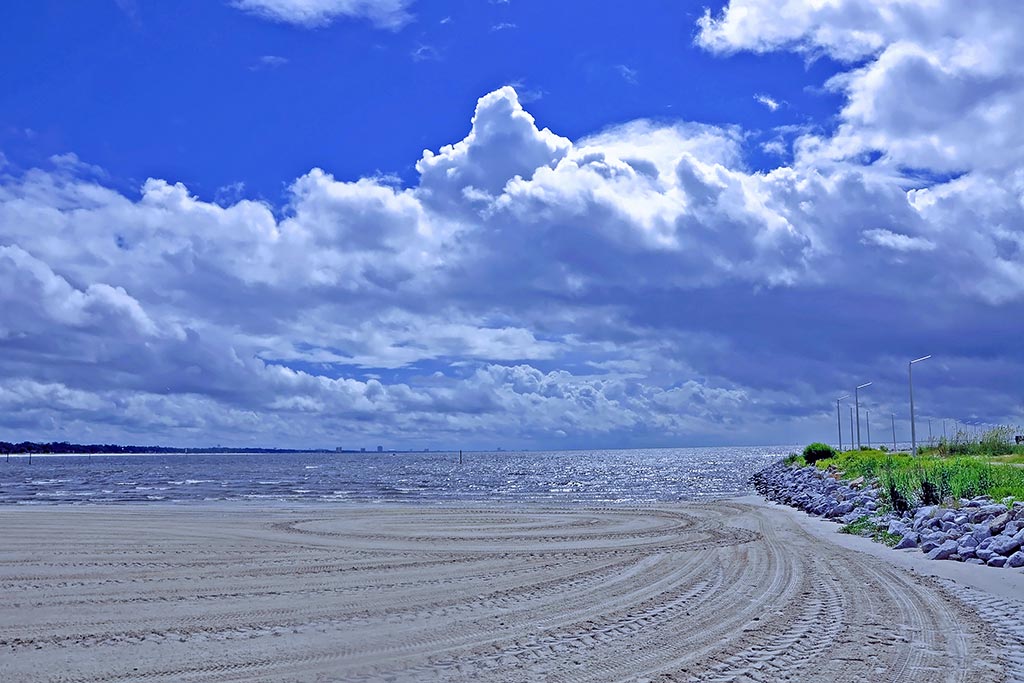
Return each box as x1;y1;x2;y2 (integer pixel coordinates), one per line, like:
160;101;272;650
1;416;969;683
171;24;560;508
0;447;793;505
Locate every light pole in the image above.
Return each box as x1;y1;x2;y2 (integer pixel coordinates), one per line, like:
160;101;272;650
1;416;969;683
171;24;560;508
849;406;854;452
891;413;897;451
909;355;932;455
836;395;849;451
855;382;872;449
866;410;871;449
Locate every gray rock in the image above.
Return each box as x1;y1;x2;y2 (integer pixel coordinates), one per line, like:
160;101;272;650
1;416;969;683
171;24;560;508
888;520;907;536
914;506;938;528
976;547;997;562
970;504;1008;523
971;524;992;543
965;558;986;565
926;540;959;561
987;556;1007;568
959;535;979;549
1006;551;1024;569
953;514;968;525
989;512;1012;534
988;533;1022;557
833;501;855;516
957;545;976;559
894;535;918;550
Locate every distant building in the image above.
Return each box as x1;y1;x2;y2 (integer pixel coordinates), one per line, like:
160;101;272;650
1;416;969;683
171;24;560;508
360;447;365;452
377;445;383;452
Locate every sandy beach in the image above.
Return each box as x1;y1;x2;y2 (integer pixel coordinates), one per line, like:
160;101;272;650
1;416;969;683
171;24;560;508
2;500;1022;682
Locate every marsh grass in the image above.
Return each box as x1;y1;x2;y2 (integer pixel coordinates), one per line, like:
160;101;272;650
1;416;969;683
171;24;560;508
812;446;1024;508
919;425;1024;458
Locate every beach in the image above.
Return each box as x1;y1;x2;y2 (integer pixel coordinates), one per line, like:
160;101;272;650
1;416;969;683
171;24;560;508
2;501;1022;682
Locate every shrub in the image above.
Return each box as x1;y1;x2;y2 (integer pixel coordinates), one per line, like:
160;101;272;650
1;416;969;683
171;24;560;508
783;452;806;466
802;442;837;464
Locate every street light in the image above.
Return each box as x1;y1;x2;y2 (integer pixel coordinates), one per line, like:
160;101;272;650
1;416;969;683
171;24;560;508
909;355;932;455
855;382;872;449
836;395;849;451
849;406;854;452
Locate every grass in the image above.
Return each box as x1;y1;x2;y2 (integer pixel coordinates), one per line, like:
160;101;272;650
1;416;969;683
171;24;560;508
797;426;1024;509
917;425;1024;458
839;515;901;546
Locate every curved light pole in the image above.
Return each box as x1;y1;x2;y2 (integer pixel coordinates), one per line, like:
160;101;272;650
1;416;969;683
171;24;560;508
909;355;932;455
836;395;849;451
855;382;872;449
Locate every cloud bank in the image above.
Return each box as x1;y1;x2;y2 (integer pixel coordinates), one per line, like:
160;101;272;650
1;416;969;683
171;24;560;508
1;0;1022;448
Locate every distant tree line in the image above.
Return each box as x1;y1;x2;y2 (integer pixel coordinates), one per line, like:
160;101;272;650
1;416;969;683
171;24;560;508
0;441;320;455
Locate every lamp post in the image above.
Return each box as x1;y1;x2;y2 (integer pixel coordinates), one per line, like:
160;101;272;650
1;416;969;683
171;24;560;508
836;395;849;452
855;382;872;449
891;413;897;451
909;355;932;455
866;410;871;449
849;406;854;452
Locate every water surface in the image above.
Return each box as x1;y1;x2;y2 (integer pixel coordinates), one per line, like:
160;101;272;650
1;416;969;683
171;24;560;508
0;446;793;505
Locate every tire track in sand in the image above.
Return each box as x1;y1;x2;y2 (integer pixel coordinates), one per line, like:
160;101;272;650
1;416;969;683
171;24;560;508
0;504;1006;683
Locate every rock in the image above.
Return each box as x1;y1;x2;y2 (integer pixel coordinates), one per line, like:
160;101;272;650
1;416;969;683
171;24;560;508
914;506;938;527
969;504;1008;524
988;533;1022;557
1006;551;1024;569
833;501;855;516
958;545;976;559
965;558;986;565
926;540;959;561
971;525;992;543
894;535;918;550
987;556;1007;568
989;512;1011;534
976;547;997;562
959;535;979;549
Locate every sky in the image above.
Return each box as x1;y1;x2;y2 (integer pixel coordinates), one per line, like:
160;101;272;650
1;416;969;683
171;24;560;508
0;0;1022;450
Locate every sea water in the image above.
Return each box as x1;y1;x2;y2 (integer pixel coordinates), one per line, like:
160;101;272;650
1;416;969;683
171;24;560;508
0;446;793;505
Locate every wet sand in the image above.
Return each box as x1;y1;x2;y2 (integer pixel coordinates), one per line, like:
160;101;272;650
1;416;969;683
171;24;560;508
1;501;1021;682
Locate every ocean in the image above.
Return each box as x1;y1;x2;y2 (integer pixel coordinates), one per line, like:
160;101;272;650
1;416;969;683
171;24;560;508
0;446;793;505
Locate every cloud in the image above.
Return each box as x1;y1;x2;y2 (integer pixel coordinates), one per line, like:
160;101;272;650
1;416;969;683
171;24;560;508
490;22;517;32
754;93;780;111
861;228;936;253
231;0;413;29
3;16;1024;450
250;55;289;71
615;64;639;85
698;0;1024;173
410;44;440;62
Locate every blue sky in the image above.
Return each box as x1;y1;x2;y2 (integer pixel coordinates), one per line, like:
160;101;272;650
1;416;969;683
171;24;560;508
0;0;1022;449
1;1;841;199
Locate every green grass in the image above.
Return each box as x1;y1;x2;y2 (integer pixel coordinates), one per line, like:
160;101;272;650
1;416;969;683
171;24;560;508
917;425;1024;458
839;515;901;546
803;441;1024;509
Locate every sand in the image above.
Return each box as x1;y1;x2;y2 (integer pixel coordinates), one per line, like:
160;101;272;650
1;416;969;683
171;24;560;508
1;500;1022;682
